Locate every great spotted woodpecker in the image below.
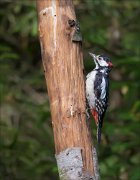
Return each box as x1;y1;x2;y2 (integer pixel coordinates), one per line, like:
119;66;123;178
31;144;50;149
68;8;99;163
86;53;113;143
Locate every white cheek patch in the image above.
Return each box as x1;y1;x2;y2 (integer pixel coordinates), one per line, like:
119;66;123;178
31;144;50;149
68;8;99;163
99;60;108;67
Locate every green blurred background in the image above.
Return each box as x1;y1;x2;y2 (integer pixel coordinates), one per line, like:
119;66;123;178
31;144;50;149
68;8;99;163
0;0;140;180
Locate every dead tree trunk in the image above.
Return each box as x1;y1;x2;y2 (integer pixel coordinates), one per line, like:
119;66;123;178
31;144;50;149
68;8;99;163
37;0;99;179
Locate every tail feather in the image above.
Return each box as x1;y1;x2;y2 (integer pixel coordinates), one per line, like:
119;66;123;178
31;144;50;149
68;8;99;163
97;125;102;143
91;108;103;143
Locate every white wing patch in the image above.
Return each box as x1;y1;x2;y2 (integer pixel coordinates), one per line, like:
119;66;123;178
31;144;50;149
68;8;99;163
100;77;106;99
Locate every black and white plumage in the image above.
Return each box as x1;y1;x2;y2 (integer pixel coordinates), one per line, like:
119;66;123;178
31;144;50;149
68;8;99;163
86;53;113;143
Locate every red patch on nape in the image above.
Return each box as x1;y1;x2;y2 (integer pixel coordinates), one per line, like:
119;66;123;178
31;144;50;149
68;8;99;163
91;108;98;126
108;61;113;68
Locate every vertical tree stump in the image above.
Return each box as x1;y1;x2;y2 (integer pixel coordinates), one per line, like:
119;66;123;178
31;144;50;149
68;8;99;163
37;0;99;179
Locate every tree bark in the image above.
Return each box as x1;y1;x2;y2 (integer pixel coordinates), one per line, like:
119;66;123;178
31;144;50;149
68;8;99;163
36;0;99;179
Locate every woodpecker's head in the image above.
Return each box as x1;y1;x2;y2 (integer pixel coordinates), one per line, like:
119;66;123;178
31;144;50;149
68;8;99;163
89;53;113;69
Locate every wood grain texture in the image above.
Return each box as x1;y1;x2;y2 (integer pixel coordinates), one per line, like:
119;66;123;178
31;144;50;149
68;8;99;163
37;0;95;176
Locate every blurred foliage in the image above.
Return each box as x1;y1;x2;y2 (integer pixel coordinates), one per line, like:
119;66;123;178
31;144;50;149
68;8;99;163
0;0;140;180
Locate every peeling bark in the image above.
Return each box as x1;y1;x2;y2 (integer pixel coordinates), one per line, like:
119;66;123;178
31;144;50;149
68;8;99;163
36;0;100;179
56;147;99;180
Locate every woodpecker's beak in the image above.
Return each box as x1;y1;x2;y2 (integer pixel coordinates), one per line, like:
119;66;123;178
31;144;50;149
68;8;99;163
89;52;96;59
89;52;97;63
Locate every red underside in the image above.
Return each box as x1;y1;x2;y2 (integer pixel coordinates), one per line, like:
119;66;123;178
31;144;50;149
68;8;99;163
91;108;98;126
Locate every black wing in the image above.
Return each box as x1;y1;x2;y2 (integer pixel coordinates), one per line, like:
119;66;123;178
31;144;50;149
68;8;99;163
94;73;109;128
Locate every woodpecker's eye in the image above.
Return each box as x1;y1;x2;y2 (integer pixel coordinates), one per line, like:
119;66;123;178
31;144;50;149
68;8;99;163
98;57;102;60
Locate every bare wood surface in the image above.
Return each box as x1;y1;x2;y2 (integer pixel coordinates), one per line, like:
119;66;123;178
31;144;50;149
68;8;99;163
37;0;97;177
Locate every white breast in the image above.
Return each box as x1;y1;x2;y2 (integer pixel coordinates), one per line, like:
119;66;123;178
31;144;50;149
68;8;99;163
86;71;96;108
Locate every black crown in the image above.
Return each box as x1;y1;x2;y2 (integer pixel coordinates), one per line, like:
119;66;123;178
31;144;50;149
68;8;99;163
99;55;110;62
